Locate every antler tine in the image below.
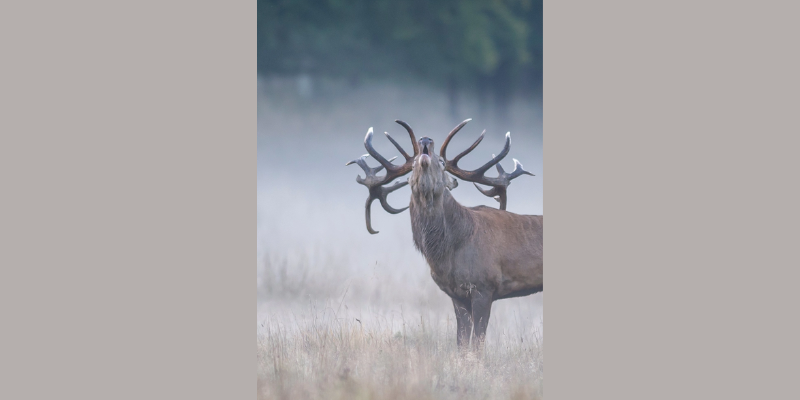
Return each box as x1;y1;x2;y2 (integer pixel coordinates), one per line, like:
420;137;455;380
508;158;535;180
384;132;411;161
477;184;509;210
345;154;398;180
377;181;409;214
451;130;485;165
489;155;532;180
395;120;420;156
363;180;409;234
364;196;379;234
345;154;368;168
473;183;500;199
439;118;472;161
364;128;395;170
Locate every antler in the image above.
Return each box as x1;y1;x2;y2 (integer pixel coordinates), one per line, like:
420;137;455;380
346;121;419;234
439;119;534;210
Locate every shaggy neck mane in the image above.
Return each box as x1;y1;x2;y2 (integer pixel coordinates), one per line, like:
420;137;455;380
409;188;474;269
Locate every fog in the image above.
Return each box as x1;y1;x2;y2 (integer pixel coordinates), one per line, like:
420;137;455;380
257;76;543;342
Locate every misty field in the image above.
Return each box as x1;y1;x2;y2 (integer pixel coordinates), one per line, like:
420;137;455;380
257;78;543;399
257;303;543;400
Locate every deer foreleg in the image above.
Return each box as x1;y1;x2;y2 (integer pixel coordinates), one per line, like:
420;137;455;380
470;292;493;351
452;297;472;351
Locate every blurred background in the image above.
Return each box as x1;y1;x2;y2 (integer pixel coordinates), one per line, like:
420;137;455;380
257;0;542;348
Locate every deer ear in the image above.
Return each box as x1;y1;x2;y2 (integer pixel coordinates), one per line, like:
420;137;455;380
446;175;458;190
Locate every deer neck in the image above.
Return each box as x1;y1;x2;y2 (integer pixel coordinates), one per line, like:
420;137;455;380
409;188;474;273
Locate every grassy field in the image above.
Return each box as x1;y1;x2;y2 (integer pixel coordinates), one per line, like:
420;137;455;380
256;250;543;400
257;78;543;399
257;300;543;400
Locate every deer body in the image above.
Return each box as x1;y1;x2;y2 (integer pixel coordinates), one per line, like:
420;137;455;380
411;197;543;302
348;120;542;350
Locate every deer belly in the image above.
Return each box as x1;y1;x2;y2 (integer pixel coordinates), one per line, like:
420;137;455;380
498;260;543;297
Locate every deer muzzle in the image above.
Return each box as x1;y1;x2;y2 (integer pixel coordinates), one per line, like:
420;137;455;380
419;137;433;168
419;154;431;168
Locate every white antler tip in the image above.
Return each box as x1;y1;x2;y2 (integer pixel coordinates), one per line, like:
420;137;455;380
505;132;511;138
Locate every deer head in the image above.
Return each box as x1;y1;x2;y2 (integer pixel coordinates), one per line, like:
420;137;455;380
408;136;458;209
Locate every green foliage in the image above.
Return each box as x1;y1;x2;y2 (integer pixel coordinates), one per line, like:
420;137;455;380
257;0;542;96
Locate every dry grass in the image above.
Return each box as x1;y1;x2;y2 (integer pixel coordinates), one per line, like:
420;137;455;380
257;305;543;400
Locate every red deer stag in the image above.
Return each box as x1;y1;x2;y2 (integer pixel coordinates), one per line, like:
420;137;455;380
346;119;543;350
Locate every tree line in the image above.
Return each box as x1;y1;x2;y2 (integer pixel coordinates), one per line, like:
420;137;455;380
258;0;542;115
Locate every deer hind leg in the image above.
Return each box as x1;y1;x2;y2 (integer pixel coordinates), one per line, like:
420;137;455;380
452;297;472;351
470;291;493;351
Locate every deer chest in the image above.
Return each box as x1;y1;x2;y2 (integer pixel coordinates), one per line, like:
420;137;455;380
429;266;476;300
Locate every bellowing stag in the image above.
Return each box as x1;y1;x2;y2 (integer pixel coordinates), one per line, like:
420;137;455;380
346;119;543;350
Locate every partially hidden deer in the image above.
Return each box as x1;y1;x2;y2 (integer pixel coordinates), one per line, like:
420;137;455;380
347;119;543;351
